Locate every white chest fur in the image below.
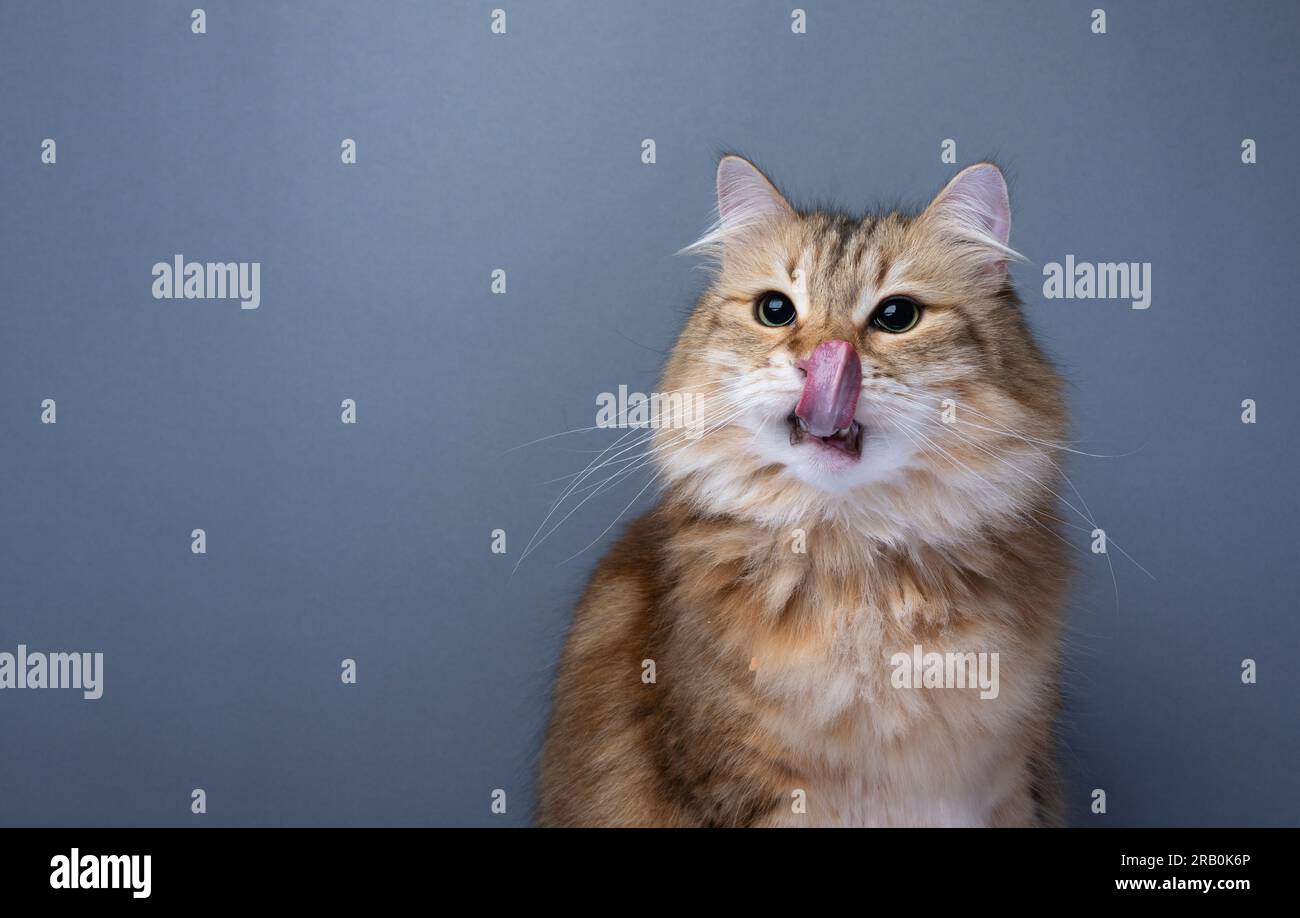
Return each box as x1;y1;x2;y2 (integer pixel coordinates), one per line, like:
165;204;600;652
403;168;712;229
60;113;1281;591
747;606;1043;827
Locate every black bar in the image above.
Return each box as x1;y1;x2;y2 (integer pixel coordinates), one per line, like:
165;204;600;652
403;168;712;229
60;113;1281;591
0;827;1283;903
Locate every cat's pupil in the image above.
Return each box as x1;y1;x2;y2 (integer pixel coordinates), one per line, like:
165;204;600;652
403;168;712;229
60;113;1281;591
756;291;796;327
873;297;920;333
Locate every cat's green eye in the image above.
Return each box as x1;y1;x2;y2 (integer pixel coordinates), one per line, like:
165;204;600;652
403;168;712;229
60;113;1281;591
871;297;922;334
756;291;797;328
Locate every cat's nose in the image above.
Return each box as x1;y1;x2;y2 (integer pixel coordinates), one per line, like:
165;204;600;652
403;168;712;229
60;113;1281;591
794;340;862;438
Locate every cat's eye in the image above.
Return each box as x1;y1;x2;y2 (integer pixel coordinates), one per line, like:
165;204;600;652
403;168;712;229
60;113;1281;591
871;297;922;334
755;291;797;328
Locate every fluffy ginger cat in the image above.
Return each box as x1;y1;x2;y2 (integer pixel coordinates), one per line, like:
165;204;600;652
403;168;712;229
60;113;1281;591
537;156;1069;827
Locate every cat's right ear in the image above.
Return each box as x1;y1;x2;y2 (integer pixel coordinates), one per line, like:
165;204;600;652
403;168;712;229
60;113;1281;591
681;155;793;258
716;155;793;230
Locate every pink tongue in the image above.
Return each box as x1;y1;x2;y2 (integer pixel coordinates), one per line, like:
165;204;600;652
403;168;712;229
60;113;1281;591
795;340;862;438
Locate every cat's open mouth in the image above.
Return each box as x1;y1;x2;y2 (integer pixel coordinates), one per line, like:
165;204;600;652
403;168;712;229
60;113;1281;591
787;412;863;459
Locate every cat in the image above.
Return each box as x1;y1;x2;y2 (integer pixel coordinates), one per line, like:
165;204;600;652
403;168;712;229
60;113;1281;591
536;155;1069;827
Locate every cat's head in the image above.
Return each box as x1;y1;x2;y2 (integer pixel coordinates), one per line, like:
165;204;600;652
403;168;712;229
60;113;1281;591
655;155;1066;544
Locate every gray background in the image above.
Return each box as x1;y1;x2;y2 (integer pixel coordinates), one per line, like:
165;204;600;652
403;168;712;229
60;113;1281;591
1;0;1296;827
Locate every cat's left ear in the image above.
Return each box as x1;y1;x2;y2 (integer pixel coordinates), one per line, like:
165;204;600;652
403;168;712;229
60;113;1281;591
920;163;1019;275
